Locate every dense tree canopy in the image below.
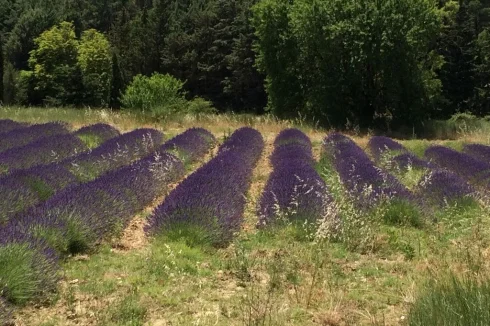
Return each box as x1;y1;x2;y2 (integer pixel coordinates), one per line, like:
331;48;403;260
1;0;490;128
252;0;443;128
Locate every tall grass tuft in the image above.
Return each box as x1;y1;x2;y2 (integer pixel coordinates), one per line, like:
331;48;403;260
409;274;490;326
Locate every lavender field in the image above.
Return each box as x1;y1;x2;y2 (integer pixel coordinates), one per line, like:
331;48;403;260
1;112;490;325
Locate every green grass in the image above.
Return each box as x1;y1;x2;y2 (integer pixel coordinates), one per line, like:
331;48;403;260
76;133;103;149
409;274;490;326
0;243;57;305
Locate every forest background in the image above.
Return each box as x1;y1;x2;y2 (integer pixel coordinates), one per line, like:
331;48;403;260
1;0;490;132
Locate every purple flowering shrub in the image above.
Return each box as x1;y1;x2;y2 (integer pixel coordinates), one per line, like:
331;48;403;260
5;128;215;254
146;127;264;246
159;128;216;163
416;169;475;207
0;119;27;134
425;145;490;186
0;122;69;153
0;129;163;224
0;134;88;174
323;133;412;207
65;128;164;182
368;136;406;161
463;144;490;163
322;133;426;226
258;129;332;227
0;127;215;311
391;153;434;170
368;136;433;171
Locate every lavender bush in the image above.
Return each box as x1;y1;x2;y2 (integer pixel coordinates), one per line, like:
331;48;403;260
7;128;215;254
0;134;88;174
0;228;59;305
323;133;412;207
146;127;264;246
368;136;406;161
425;145;490;186
0;128;215;226
0;119;27;134
0;122;69;153
416;169;475;207
258;129;332;227
0;164;79;224
65;128;164;182
159;127;216;163
463;143;490;163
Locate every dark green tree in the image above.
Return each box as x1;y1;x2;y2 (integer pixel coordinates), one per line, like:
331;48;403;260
253;0;443;129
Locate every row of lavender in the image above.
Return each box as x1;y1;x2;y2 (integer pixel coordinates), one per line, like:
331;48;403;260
0;121;71;153
257;129;331;226
0;127;163;224
146;127;264;245
0;123;119;174
0;127;216;313
367;136;478;205
324;133;413;207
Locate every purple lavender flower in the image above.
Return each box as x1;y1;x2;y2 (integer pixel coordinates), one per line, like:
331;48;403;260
0;122;69;153
0;134;88;174
368;136;407;161
463;144;490;163
323;133;412;206
274;128;312;149
258;129;332;226
391;153;434;170
416;169;475;206
147;127;264;245
0;119;27;134
8;128;215;254
0;225;59;305
425;145;490;185
64;128;164;181
0;177;39;224
158;128;216;163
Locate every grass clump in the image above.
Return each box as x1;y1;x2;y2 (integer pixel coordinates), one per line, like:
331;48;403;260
0;243;58;305
409;274;490;326
76;133;103;149
104;292;147;326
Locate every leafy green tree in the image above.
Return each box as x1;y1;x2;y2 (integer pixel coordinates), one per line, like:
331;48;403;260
253;0;443;129
27;21;81;105
78;29;112;106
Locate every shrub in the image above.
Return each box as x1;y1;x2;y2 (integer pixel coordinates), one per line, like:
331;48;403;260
185;97;217;114
121;73;187;118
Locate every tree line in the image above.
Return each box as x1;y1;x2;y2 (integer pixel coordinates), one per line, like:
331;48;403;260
0;0;489;129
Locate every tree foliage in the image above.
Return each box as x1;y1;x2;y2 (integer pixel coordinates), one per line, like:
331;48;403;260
2;0;490;127
252;0;443;128
27;21;80;106
78;29;112;107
